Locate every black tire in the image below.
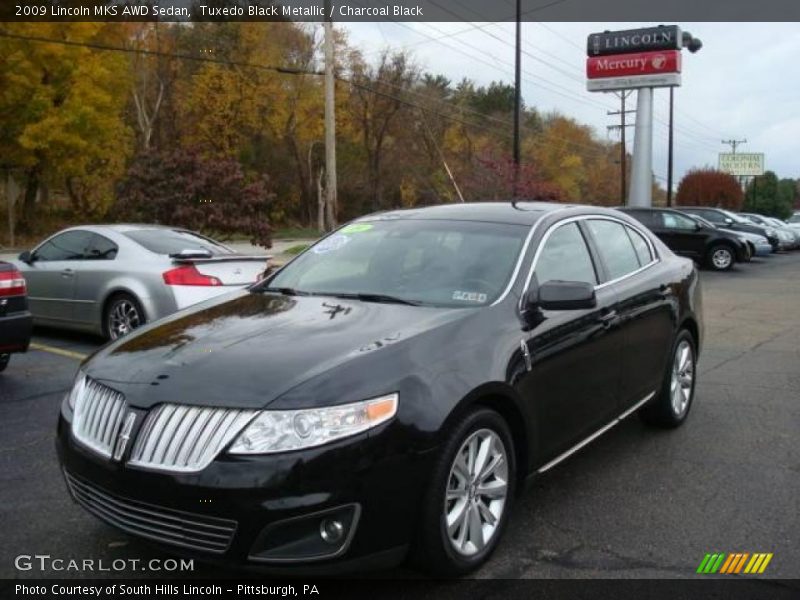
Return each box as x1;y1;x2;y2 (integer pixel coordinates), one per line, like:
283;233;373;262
640;329;697;428
706;244;735;271
103;293;146;341
0;354;9;373
414;407;516;576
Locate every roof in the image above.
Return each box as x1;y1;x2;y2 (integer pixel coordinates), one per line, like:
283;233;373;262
362;201;578;226
89;223;173;232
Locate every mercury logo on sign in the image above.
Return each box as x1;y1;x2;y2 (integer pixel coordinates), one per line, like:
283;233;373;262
651;54;667;69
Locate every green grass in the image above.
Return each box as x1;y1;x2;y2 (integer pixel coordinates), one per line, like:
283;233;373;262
273;227;320;240
283;243;311;255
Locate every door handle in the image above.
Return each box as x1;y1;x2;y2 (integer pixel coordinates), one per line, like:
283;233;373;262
598;310;618;327
61;268;75;278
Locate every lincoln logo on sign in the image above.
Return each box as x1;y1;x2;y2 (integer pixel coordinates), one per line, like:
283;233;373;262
587;50;682;79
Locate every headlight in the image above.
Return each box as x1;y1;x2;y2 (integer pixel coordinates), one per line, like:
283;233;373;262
228;393;398;454
66;371;86;411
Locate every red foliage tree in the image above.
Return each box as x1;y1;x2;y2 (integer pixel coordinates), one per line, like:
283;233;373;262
116;148;273;247
472;156;564;201
675;168;744;210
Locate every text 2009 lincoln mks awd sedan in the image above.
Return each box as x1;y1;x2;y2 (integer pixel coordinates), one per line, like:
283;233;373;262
56;202;703;575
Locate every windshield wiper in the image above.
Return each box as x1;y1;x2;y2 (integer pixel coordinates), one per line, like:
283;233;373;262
327;292;423;306
258;286;312;296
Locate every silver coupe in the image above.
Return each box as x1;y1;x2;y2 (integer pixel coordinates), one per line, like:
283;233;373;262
14;225;269;340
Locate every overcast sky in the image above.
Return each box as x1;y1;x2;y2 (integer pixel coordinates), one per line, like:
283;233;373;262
343;22;800;188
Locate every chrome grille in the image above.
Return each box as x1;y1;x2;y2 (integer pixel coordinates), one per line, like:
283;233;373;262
71;376;127;459
129;404;258;473
64;471;236;554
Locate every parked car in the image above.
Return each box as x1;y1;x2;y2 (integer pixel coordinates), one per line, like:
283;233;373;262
740;213;799;250
618;207;748;270
13;225;270;340
687;214;773;258
764;216;800;249
57;203;702;575
787;213;800;232
0;261;32;372
678;207;780;252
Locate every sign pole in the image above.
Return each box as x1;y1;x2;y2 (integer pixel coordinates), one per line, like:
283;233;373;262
512;0;521;198
667;86;674;207
628;87;654;207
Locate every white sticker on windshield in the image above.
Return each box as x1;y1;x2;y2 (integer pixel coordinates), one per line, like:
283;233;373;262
313;234;350;254
452;291;488;303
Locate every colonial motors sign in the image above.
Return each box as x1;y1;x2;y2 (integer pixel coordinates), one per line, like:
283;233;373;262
587;26;682;57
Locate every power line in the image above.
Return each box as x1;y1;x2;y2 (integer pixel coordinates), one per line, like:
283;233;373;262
0;29;319;76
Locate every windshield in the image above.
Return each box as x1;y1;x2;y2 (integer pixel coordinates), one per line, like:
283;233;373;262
124;229;234;256
264;219;529;308
688;215;716;229
718;209;750;224
789;214;800;224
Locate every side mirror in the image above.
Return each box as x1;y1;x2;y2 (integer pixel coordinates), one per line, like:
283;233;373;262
724;218;734;225
536;280;596;311
18;251;33;264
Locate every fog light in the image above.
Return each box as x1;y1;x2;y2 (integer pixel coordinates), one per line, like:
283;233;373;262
320;518;344;544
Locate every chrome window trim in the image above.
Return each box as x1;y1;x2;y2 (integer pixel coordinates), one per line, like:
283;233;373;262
489;220;541;306
518;214;660;311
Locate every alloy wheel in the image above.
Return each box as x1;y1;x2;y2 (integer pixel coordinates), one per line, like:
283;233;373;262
712;248;732;270
445;428;508;557
670;340;694;417
108;299;142;340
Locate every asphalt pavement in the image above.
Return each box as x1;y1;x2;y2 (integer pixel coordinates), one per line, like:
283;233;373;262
1;252;798;580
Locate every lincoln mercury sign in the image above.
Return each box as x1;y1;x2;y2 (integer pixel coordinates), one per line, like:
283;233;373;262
587;26;682;57
718;153;765;177
587;50;682;79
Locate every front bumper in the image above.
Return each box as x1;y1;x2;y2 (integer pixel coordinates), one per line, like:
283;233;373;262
752;242;773;257
0;308;32;354
56;410;435;571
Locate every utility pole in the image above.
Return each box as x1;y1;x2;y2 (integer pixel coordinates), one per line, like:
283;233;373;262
721;138;747;190
512;0;521;198
721;138;747;155
607;91;634;205
323;4;337;230
667;87;675;206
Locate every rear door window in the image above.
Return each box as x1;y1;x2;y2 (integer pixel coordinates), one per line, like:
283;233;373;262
535;222;598;285
625;226;654;267
87;234;118;260
585;219;641;281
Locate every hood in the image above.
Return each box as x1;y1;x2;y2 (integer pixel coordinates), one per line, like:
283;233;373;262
85;291;470;410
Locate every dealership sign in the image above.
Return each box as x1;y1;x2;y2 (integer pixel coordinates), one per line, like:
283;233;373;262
587;50;681;79
587;73;681;92
586;26;684;93
719;153;765;177
587;26;682;57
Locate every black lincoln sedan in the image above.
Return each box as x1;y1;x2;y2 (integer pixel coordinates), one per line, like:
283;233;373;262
57;203;703;575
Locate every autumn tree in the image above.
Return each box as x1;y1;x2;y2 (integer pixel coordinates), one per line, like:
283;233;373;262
347;51;418;211
0;23;132;230
115;148;273;247
675;168;744;210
